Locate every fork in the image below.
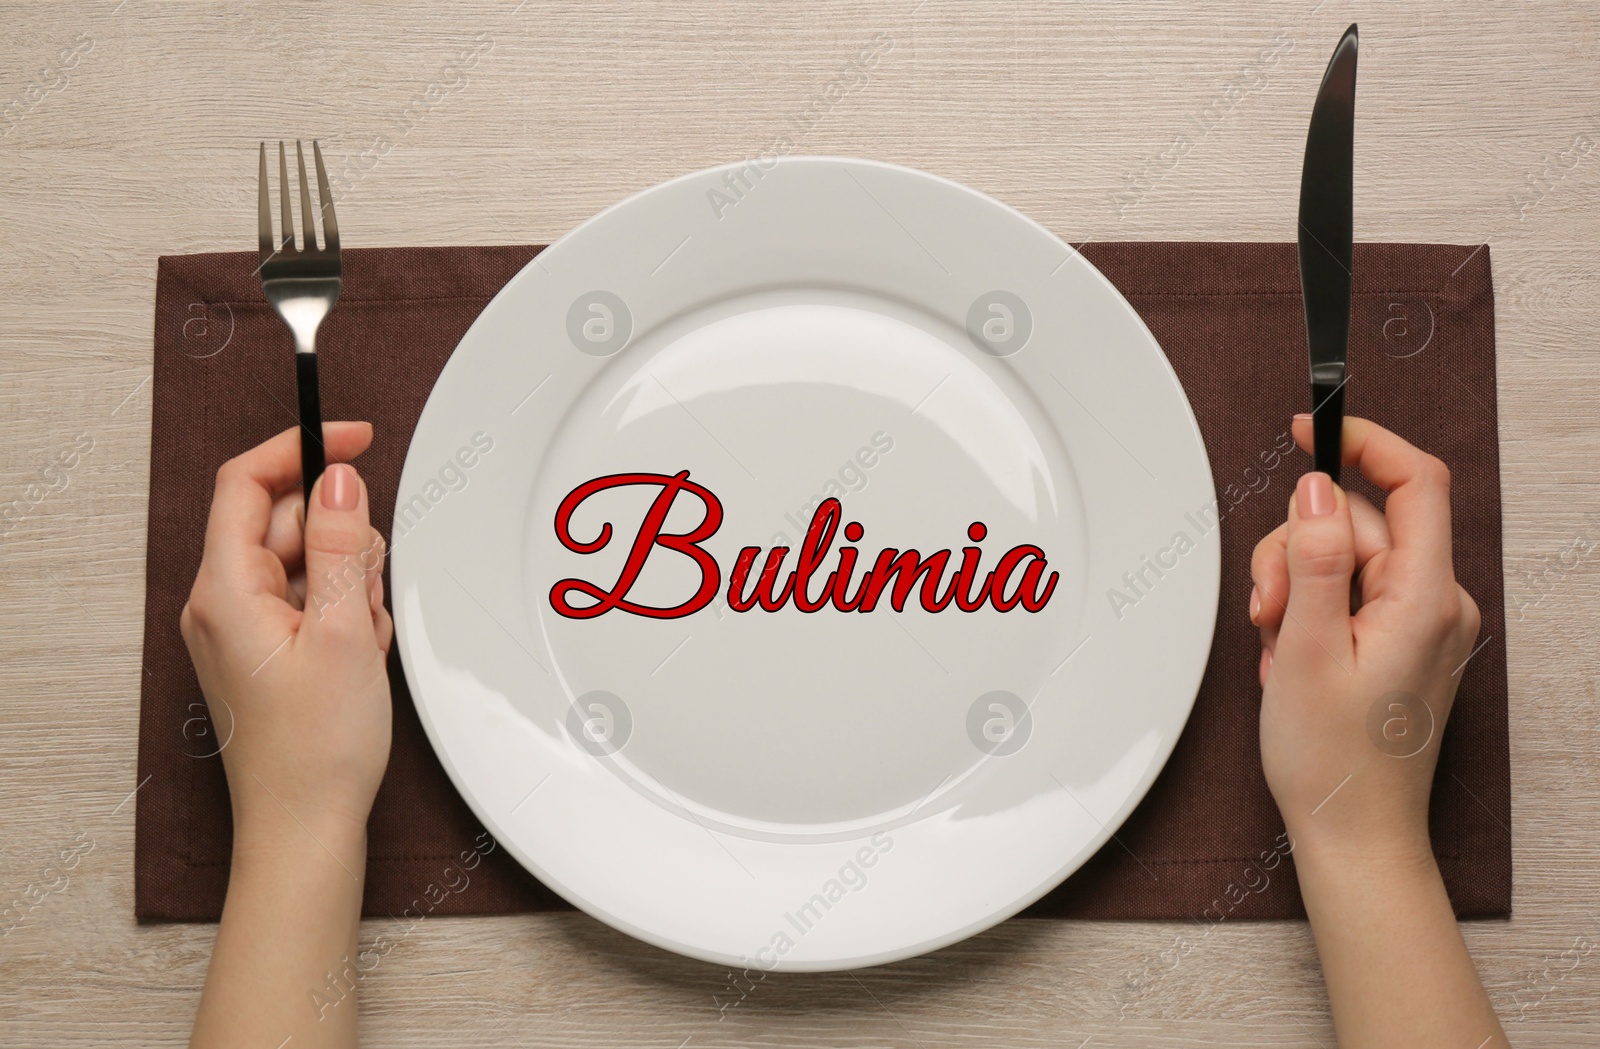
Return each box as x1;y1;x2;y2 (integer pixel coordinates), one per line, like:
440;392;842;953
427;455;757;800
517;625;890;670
258;139;341;508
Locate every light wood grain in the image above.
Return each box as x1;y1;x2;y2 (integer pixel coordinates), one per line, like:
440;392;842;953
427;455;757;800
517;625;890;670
3;2;1598;1045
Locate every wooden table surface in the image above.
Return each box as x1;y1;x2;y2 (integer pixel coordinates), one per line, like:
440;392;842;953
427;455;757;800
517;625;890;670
3;2;1598;1045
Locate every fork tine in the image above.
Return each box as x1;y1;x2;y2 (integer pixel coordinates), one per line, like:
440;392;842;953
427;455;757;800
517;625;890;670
257;142;272;260
295;140;317;252
278;141;294;251
312;140;339;252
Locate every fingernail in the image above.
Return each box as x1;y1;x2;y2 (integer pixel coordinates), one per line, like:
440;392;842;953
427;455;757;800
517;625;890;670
370;575;384;613
323;464;359;511
1260;646;1273;682
1294;413;1312;422
1298;471;1334;517
1249;586;1261;623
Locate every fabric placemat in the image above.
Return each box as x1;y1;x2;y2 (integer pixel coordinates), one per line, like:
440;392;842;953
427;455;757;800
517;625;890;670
136;242;1510;923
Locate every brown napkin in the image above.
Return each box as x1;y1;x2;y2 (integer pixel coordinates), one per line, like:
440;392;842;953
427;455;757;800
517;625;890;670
136;242;1510;923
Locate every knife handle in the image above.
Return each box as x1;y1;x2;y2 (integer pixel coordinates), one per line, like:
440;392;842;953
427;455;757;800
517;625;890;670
1310;379;1344;486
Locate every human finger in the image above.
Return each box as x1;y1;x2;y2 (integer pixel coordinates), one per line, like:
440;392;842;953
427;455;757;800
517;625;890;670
200;422;373;589
301;464;380;646
1291;414;1454;583
1279;471;1356;668
1252;489;1390;634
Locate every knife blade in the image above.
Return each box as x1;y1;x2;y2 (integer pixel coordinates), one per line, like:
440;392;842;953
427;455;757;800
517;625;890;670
1298;23;1358;484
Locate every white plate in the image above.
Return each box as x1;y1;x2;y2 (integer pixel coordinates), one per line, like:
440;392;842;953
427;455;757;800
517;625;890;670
392;157;1219;972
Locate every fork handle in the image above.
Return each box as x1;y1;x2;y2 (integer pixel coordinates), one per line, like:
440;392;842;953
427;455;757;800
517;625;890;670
296;351;326;510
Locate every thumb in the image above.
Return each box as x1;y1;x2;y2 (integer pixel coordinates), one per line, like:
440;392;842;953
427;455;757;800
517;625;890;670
1281;471;1355;667
303;463;380;643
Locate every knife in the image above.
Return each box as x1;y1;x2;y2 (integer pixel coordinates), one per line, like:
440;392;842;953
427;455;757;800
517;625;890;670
1298;23;1358;484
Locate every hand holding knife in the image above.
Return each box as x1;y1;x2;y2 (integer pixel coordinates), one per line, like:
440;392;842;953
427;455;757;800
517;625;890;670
1298;24;1358;483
